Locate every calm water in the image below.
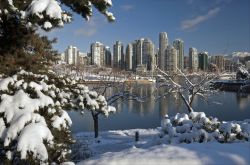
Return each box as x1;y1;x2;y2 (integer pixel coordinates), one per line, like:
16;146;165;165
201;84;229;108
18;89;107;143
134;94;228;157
69;83;250;133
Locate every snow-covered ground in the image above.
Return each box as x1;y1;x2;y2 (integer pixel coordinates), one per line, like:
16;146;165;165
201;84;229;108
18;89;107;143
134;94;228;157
75;129;250;165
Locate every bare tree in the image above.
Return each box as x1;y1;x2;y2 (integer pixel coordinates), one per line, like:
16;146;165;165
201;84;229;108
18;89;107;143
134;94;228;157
155;67;217;113
82;72;146;138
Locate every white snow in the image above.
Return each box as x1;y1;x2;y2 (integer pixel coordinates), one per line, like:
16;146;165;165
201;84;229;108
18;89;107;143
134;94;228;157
44;21;52;29
75;129;250;165
17;123;54;163
0;89;53;123
0;77;14;91
28;0;62;19
52;110;72;130
0;71;115;163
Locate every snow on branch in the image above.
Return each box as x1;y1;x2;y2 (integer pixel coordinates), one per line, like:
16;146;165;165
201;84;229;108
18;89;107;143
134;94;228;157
1;0;115;30
0;70;114;163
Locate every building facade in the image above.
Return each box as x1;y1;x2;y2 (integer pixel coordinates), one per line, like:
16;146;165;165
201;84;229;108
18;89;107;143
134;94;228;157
214;55;225;72
165;45;177;73
159;32;168;70
91;42;105;66
142;38;155;71
113;41;124;69
198;52;209;71
125;43;133;70
105;46;112;67
189;47;199;72
173;39;184;70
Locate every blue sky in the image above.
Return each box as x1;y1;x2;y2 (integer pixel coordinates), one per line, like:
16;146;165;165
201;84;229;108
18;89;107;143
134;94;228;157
44;0;250;55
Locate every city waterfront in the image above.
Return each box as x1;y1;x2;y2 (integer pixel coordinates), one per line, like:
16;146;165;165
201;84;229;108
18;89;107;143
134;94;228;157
69;84;250;133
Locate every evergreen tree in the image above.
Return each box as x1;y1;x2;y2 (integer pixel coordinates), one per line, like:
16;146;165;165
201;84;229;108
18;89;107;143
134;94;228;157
0;0;115;74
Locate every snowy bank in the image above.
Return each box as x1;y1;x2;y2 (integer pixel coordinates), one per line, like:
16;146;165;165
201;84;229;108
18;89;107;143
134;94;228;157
75;111;250;165
75;129;250;165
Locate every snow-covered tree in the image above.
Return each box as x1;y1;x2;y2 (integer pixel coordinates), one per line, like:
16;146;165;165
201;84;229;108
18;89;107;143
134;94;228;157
0;0;115;30
0;70;115;164
0;0;115;74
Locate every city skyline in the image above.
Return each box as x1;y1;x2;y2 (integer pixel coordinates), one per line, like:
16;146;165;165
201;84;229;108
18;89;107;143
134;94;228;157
43;0;250;55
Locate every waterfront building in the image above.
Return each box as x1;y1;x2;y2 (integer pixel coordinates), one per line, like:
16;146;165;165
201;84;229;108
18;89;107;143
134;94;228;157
142;38;155;71
77;51;89;66
136;38;144;67
165;45;177;73
184;56;189;69
125;43;133;70
215;56;225;72
173;39;184;70
91;42;105;66
198;52;209;71
132;41;138;71
159;32;168;70
105;46;112;67
64;45;78;65
113;41;124;69
189;47;198;72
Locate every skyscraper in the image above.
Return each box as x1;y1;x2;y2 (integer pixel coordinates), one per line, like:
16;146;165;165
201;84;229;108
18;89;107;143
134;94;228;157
132;41;137;71
198;52;209;71
189;47;198;72
159;32;168;70
125;43;133;70
165;45;177;73
91;42;105;66
142;38;155;71
173;39;184;70
105;46;112;67
65;45;78;65
113;41;124;69
136;38;144;67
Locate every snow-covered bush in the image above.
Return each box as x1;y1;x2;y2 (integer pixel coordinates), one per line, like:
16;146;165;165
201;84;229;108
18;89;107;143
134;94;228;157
160;112;250;144
0;70;115;164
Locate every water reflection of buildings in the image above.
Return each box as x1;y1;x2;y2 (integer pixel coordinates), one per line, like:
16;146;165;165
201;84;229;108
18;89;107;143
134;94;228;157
236;93;250;111
127;84;156;116
159;97;168;118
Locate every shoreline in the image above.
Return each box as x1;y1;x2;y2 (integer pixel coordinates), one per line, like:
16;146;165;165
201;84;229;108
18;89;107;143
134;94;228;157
82;79;155;84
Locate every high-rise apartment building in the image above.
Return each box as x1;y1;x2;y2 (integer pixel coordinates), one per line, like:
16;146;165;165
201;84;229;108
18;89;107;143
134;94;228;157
211;55;225;72
142;38;155;71
62;45;88;66
77;52;89;66
189;47;198;72
198;52;209;71
132;41;138;71
125;43;133;70
184;56;189;69
64;45;78;65
136;38;144;66
173;39;184;70
113;41;124;69
159;32;168;70
105;46;112;67
165;45;177;73
91;42;105;66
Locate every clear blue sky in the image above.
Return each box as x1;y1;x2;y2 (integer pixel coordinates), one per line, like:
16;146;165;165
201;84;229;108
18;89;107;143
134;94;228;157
44;0;250;56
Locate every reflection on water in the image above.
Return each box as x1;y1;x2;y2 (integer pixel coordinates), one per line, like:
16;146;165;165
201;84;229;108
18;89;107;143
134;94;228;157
69;83;250;133
236;93;250;111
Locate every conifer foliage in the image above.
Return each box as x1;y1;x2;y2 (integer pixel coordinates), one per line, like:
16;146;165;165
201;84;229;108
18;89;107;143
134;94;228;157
0;70;115;164
0;0;115;74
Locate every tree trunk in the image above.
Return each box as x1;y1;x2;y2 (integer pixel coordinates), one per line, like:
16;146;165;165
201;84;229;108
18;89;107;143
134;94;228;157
93;114;99;138
179;92;193;113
